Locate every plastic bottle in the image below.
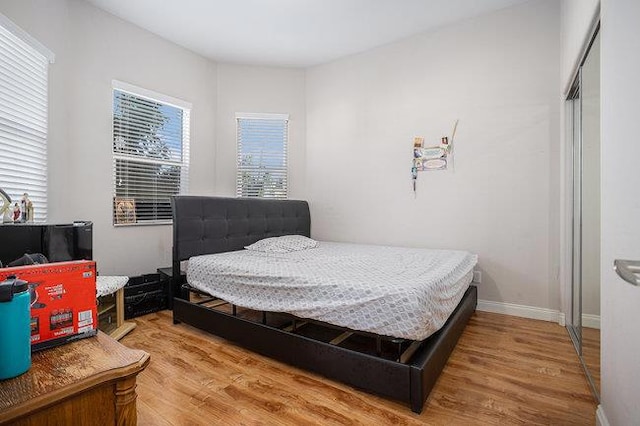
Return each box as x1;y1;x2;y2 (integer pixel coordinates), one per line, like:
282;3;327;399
0;276;31;379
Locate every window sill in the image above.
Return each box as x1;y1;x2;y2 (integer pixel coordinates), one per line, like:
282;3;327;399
113;220;172;228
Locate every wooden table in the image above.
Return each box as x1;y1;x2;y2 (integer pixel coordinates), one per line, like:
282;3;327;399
0;332;150;425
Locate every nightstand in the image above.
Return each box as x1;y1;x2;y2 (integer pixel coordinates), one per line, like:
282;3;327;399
96;276;136;340
158;266;186;309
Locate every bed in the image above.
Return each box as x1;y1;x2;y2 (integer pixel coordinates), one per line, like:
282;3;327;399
171;196;478;413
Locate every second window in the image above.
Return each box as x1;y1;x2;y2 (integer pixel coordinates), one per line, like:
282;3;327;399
236;113;289;199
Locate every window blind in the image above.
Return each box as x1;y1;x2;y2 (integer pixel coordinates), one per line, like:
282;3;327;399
236;113;289;199
0;22;49;222
112;84;190;225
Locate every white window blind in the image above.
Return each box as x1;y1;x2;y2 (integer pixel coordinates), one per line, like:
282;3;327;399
236;113;289;199
112;82;190;225
0;20;51;222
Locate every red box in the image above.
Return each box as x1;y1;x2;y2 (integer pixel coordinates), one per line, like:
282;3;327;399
0;261;97;351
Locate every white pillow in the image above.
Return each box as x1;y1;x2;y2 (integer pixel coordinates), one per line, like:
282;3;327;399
245;235;318;253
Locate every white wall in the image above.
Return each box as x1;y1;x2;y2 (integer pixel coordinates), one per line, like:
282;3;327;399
0;1;573;316
0;0;218;275
0;0;305;276
600;0;640;423
215;64;306;199
305;0;560;309
65;0;219;276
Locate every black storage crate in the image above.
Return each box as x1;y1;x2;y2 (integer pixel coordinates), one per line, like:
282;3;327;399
124;273;168;319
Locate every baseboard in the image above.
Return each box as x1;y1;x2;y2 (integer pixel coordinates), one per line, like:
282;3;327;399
558;312;566;327
596;405;610;426
477;299;565;325
582;313;601;330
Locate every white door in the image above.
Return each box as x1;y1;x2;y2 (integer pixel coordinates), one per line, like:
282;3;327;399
600;0;640;424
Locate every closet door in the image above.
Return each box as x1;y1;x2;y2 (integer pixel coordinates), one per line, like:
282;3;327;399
566;30;600;400
570;78;582;352
580;32;600;397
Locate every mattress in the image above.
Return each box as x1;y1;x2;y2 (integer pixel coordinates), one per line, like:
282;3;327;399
187;242;477;341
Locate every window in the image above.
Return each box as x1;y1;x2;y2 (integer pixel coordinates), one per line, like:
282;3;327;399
236;113;289;199
112;81;190;225
0;16;54;223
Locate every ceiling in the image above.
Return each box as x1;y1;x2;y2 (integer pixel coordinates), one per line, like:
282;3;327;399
86;0;530;67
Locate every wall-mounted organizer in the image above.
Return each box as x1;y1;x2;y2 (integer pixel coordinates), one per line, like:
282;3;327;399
411;120;458;195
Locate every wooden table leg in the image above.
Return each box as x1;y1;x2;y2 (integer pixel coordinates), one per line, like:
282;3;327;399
111;288;136;341
115;376;138;426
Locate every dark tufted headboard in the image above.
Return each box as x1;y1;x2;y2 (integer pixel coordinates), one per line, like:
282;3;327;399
172;196;311;266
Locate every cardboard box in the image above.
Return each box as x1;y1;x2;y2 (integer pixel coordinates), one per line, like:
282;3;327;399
0;261;97;351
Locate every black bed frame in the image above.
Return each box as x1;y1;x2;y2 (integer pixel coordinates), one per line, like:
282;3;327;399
170;196;477;413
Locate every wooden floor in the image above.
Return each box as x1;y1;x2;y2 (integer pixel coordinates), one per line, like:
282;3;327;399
121;310;596;425
582;327;601;394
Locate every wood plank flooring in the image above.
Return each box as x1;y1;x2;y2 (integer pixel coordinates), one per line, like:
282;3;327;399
121;310;596;425
582;327;601;394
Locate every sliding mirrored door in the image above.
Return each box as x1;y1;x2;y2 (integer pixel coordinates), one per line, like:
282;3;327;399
568;79;582;352
566;29;600;401
579;31;600;398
